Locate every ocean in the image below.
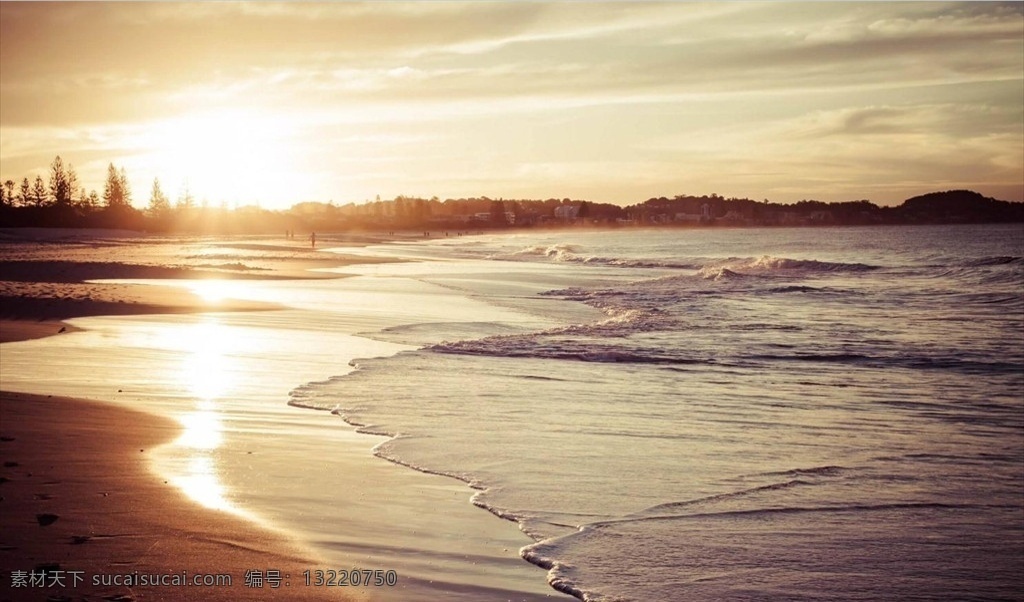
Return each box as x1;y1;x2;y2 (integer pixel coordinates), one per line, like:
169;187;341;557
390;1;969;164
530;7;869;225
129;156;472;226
294;224;1024;601
1;224;1021;601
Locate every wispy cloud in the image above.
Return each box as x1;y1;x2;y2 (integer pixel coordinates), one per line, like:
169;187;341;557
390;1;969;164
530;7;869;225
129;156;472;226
0;2;1020;205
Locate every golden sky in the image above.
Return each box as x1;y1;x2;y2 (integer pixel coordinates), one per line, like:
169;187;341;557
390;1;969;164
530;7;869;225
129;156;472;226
1;2;1021;209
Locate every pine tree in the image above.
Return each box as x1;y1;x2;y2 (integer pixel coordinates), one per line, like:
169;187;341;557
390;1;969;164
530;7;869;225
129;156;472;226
49;156;72;207
119;167;132;206
148;178;170;218
67;165;79;205
19;178;30;207
177;183;194;211
31;175;48;206
1;180;13;207
103;163;123;208
76;188;90;209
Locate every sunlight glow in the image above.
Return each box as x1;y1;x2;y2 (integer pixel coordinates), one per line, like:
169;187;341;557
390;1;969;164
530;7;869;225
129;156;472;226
190;279;240;303
135;109;300;204
165;317;240;513
170;456;235;512
177;410;224;450
176;320;237;400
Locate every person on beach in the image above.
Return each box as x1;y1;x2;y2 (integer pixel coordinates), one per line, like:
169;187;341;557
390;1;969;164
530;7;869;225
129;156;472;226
310;232;316;249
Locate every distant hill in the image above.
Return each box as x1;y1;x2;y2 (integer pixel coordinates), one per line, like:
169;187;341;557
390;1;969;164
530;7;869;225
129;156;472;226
896;190;1024;223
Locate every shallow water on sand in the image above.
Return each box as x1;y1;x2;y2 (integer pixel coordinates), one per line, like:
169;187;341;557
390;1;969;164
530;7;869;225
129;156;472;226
0;270;569;601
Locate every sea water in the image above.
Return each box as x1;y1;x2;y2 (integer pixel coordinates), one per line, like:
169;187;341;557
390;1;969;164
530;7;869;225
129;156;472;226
290;224;1024;601
1;225;1021;601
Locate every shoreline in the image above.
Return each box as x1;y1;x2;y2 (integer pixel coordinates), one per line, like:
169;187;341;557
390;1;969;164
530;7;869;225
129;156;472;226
0;391;354;602
0;231;562;601
0;233;375;600
0;232;399;344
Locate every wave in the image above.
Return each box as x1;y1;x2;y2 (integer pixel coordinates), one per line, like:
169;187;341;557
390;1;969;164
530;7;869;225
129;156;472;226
519;497;1010;602
632;479;819;517
698;255;878;280
519;547;590;602
493;243;700;269
754;465;848;478
748;255;878;272
964;255;1023;267
430;337;706;365
763;284;836;294
742;350;1022;375
497;246;884;279
697;266;748;281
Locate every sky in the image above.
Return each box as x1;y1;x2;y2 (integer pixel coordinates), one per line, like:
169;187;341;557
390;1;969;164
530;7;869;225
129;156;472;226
1;2;1021;209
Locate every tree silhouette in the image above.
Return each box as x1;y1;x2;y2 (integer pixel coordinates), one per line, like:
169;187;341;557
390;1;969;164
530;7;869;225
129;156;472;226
101;163;135;209
177;183;195;211
1;180;13;207
75;188;91;210
119;167;132;206
103;164;123;208
148;178;171;218
19;178;30;207
67;165;79;205
48;156;78;208
31;175;48;207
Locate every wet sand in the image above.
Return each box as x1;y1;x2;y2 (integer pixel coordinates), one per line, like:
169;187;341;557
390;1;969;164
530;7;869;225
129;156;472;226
0;230;393;343
0;231;372;600
0;391;355;602
0;229;561;602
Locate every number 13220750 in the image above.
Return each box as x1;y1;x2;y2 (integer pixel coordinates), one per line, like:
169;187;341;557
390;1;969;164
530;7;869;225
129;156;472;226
302;569;397;587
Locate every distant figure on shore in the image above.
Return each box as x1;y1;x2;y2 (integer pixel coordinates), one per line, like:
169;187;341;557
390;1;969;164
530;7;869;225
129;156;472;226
310;232;316;249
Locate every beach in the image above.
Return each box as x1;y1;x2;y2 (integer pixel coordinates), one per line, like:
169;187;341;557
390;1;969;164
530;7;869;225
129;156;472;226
3;2;1022;599
1;225;1021;602
0;229;564;602
0;228;381;344
0;391;353;602
0;230;371;601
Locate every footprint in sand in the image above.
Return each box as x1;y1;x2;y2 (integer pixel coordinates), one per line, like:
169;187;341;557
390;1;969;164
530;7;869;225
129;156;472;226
36;513;59;526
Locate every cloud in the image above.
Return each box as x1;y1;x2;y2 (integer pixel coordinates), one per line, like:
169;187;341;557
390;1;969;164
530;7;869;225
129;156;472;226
1;2;1020;205
794;104;1022;139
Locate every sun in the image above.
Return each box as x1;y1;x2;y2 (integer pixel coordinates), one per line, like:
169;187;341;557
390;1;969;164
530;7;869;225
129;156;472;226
137;109;300;205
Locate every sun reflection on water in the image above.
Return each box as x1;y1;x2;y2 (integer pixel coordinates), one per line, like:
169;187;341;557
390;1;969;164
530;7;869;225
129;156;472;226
169;456;234;512
190;280;239;303
167;318;239;513
177;410;224;450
